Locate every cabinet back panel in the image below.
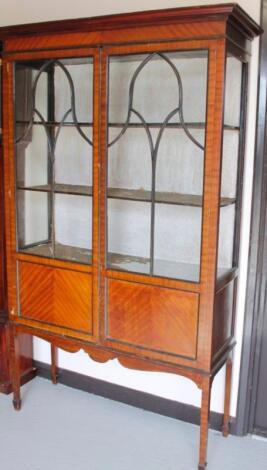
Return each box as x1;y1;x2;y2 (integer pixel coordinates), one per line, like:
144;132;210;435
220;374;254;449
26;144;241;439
18;261;93;333
106;279;199;359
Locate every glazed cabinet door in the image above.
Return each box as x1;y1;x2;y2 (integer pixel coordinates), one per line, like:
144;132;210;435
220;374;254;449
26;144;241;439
3;49;100;340
100;42;215;364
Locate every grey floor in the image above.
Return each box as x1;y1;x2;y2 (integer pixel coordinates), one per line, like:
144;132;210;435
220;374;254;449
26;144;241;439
0;377;267;470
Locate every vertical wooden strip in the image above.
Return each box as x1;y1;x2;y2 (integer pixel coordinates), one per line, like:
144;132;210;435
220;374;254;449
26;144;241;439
2;59;18;317
8;323;22;410
198;40;226;369
99;50;108;341
92;50;101;341
198;377;212;469
51;344;58;384
222;357;233;437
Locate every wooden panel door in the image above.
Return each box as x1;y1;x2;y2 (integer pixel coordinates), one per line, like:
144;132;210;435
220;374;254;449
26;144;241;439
3;48;101;341
99;39;221;366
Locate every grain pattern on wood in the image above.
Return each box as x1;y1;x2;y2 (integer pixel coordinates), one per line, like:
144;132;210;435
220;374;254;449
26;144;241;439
199;377;212;469
91;50;101;343
8;324;21;410
106;268;201;293
212;281;234;360
3;23;225;55
0;324;36;393
197;40;227;370
19;261;93;333
106;279;199;359
222;357;232;437
50;344;58;384
0;4;261;42
17;252;92;273
2;60;18;317
12;322;206;388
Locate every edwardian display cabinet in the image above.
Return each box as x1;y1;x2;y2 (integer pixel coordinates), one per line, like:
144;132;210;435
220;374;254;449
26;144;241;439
0;4;261;469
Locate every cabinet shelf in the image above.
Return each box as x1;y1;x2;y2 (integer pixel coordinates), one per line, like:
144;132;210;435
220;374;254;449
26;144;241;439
20;242;92;264
15;120;240;131
19;241;231;284
108;252;232;283
18;183;92;197
17;184;235;207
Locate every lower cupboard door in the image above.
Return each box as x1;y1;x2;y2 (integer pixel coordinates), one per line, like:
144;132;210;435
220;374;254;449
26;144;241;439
105;279;199;360
18;261;93;334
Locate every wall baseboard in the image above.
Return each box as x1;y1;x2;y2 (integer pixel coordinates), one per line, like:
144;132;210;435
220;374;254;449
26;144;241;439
34;360;237;435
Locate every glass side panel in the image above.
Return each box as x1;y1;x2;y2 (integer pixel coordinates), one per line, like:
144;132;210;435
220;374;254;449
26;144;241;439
107;50;208;282
217;56;243;278
14;58;93;264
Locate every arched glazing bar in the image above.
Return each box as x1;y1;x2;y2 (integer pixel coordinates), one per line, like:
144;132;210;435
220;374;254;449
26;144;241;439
15;58;93;149
108;52;205;276
15;58;93;259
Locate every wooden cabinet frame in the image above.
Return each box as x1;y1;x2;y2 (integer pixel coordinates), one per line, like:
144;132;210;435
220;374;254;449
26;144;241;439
0;5;261;469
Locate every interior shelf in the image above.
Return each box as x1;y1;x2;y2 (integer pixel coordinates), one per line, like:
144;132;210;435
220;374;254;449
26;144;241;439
107;252;231;283
18;183;92;197
17;184;236;207
20;242;92;264
15;120;240;131
19;242;231;283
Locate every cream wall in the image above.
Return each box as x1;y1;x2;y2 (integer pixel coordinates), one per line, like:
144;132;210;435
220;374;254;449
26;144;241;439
0;0;261;416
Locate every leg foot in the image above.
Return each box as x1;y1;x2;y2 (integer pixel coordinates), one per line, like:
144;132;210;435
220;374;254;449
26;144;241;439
222;358;232;438
9;324;22;410
198;377;211;469
13;398;22;411
51;344;58;385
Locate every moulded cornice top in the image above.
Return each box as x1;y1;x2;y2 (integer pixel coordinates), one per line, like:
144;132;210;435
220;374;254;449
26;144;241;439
0;3;262;41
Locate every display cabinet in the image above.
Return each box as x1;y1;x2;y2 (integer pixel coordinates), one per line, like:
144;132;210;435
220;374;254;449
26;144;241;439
0;5;261;469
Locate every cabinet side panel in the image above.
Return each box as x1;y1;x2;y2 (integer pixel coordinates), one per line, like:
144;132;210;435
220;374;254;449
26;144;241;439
18;261;93;333
106;279;199;359
212;280;234;359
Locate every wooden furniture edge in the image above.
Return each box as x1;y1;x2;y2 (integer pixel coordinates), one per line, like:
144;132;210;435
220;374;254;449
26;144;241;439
11;322;235;388
0;365;37;394
0;4;262;40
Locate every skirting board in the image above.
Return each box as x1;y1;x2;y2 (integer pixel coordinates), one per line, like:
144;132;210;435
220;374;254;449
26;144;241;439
34;360;237;435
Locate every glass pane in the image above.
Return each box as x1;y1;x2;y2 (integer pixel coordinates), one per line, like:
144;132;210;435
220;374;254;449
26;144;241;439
14;57;93;264
55;194;92;264
54;58;93;123
217;56;243;279
17;190;49;250
16;125;49;188
55;126;92;189
224;57;242;128
107;50;208;281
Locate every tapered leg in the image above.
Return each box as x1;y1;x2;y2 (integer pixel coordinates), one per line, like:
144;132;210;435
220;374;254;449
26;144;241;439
51;344;58;384
9;324;22;410
222;358;232;437
198;377;211;470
